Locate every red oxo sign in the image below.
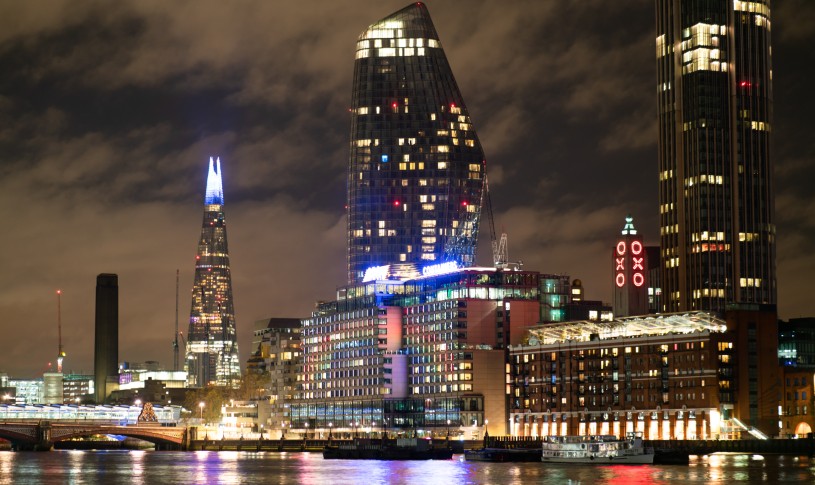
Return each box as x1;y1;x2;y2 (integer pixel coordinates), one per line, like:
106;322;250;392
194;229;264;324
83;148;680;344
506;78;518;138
615;240;644;288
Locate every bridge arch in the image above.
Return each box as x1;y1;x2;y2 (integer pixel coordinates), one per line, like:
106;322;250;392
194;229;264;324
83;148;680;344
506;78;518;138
0;428;36;445
51;428;182;446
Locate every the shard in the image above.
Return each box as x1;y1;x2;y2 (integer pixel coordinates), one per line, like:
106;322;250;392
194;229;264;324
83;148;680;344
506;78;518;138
185;157;240;387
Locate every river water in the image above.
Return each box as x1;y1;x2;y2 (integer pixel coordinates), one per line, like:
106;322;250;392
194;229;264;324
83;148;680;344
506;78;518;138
1;451;814;484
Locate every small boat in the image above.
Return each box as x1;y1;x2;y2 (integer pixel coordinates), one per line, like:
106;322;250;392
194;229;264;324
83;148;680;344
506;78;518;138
541;432;654;464
464;447;541;462
323;438;453;460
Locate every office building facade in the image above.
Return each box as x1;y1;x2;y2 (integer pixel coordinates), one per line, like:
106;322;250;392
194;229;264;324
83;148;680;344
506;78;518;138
186;157;241;388
656;0;775;312
63;374;94;404
778;317;815;368
247;318;302;434
347;2;486;284
291;266;541;438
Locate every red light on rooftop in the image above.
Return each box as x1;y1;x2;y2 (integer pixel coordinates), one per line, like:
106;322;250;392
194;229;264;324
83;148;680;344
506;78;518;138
394;200;400;206
462;201;468;206
392;102;398;108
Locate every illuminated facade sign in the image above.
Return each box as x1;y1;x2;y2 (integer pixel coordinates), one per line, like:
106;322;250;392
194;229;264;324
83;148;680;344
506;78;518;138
613;216;649;317
422;261;458;277
362;265;391;282
615;239;645;288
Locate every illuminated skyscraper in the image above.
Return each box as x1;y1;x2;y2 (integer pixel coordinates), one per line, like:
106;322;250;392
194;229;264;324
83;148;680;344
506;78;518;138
347;2;486;284
656;0;774;312
186;157;240;387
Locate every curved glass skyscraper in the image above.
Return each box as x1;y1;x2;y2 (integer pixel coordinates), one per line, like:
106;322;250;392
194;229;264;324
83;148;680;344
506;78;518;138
186;157;240;387
347;2;486;284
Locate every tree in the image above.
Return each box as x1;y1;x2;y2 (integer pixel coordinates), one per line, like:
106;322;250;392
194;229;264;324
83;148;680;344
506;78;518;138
183;386;231;424
236;370;270;401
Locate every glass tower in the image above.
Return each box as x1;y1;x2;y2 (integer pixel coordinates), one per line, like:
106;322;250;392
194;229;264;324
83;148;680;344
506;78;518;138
186;157;241;387
656;0;774;312
347;2;486;284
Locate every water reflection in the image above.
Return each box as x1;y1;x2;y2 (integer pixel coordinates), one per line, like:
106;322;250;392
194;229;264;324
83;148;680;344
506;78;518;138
130;450;146;485
0;452;12;485
0;451;813;484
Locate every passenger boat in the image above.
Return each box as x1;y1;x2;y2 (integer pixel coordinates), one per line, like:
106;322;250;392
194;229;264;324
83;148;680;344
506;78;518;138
541;432;654;464
464;447;541;462
323;438;453;460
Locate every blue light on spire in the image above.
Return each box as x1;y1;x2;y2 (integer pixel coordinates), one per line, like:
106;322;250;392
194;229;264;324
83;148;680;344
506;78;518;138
205;157;224;205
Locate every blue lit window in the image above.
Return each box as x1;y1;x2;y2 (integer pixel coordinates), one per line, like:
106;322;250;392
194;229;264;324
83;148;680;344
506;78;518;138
381;154;389;163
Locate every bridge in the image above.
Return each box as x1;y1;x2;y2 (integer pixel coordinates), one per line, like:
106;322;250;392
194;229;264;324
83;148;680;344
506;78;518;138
0;421;190;451
0;403;189;450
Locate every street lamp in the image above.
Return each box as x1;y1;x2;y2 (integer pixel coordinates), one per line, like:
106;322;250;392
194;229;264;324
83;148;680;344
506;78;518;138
305;422;309;439
199;401;205;420
135;399;142;407
447;419;451;438
328;422;333;441
260;424;264;440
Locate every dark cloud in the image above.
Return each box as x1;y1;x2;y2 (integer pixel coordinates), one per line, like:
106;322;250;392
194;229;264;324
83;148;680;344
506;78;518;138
0;1;811;377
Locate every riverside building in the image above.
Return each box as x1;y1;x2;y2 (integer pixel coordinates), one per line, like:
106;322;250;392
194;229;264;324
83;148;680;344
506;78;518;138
292;265;541;439
508;309;780;439
247;318;302;434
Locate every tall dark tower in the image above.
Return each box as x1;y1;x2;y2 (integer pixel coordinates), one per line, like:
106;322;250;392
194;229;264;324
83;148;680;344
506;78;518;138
346;2;486;284
656;0;774;312
185;157;240;388
94;273;118;404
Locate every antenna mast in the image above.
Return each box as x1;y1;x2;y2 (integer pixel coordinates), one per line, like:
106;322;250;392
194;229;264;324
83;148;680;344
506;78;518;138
173;269;180;371
56;290;65;373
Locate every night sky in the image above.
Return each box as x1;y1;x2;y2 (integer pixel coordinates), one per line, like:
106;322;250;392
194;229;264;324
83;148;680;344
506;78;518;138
1;1;813;378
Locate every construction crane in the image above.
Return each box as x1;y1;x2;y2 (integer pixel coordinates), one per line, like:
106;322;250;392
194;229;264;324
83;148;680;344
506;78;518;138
484;176;508;268
173;270;180;371
56;289;66;373
176;331;186;360
484;175;521;270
